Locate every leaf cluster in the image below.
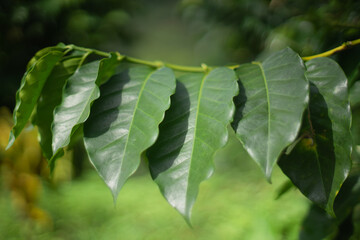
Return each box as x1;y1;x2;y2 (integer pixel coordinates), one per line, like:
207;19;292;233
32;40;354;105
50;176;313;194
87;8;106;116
6;43;353;226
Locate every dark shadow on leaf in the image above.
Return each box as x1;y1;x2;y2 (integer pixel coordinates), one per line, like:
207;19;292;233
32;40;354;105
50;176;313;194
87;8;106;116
83;71;130;138
231;80;246;131
279;83;335;207
147;81;190;179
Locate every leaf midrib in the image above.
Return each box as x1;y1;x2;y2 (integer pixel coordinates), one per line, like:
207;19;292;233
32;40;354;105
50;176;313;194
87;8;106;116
313;139;327;200
253;61;271;174
305;110;328;204
307;76;331;205
119;69;155;186
52;62;100;153
186;73;208;210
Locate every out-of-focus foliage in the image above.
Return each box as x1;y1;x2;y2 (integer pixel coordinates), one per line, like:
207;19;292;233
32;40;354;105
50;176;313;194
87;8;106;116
0;149;309;240
0;0;140;109
0;106;76;229
0;107;51;228
179;0;360;67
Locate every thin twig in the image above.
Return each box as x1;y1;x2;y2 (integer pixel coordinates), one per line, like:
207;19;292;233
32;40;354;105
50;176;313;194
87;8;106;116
65;38;360;72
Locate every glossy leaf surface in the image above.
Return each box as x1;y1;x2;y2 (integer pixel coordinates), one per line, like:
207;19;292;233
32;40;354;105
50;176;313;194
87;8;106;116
83;66;176;200
7;50;64;149
147;68;238;221
279;57;352;214
51;55;119;164
232;48;308;178
34;56;83;159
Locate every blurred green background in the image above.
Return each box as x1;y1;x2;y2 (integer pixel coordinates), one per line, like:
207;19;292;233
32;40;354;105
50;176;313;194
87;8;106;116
1;0;360;239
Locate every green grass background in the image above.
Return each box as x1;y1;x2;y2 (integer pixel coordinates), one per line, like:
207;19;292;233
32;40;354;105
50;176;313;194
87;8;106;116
0;133;309;240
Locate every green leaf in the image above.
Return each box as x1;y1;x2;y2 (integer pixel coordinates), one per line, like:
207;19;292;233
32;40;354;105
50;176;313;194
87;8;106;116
51;61;100;157
350;81;360;107
83;66;176;201
27;43;67;69
275;180;294;200
278;57;352;214
7;50;64;149
232;48;308;179
147;68;238;222
34;55;83;160
51;54;119;167
96;53;120;86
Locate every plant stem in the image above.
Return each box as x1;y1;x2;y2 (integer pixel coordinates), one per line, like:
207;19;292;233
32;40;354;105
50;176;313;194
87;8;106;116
302;39;360;61
66;38;360;72
79;51;92;67
68;45;206;72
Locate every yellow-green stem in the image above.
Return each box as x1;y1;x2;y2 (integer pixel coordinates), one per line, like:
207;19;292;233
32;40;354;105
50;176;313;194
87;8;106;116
67;38;360;72
302;39;360;61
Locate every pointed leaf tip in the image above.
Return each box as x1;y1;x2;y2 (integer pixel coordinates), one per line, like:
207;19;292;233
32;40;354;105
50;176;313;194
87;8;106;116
279;57;351;214
5;132;15;150
84;66;176;199
48;149;64;174
265;168;273;184
147;67;238;220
